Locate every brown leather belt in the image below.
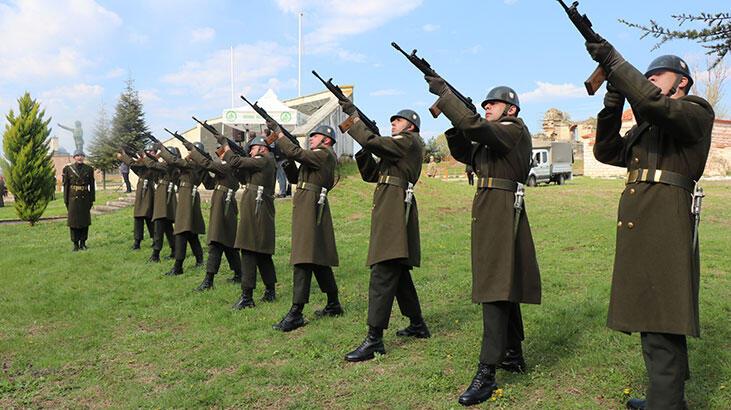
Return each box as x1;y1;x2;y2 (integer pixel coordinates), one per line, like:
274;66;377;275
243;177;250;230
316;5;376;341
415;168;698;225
245;183;274;198
215;184;237;193
377;175;409;190
476;177;519;192
626;168;694;193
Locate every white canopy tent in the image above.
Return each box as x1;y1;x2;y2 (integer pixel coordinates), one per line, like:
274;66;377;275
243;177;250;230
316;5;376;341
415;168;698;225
221;89;306;130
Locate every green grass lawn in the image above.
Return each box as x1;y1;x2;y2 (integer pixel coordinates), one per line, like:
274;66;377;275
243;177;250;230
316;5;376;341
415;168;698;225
0;175;729;409
0;190;122;222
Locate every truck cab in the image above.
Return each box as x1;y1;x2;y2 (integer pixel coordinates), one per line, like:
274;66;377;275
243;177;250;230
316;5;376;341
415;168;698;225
527;142;573;187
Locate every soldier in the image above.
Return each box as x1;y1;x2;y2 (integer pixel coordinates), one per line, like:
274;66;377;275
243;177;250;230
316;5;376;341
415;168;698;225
221;136;278;309
337;104;430;362
144;146;180;262
62;150;95;251
183;140;243;292
157;142;212;276
117;144;157;249
269;125;343;332
586;38;713;409
424;77;541;406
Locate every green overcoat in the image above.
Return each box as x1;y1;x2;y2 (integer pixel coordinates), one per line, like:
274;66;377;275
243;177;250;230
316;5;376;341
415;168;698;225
224;150;277;255
189;150;239;248
275;136;339;267
63;162;95;228
349;119;423;268
594;61;714;337
120;152;156;218
437;92;541;304
158;149;211;235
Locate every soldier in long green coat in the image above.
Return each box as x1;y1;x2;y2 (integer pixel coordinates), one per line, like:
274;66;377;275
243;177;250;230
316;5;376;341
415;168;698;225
185;142;242;292
63;150;95;251
144;147;180;262
425;77;541;405
586;39;714;409
118;146;157;249
337;104;430;362
158;142;213;276
269;125;343;332
221;136;278;309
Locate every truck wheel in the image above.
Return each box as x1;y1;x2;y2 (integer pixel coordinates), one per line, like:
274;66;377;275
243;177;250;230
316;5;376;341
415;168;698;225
527;176;537;187
557;174;565;185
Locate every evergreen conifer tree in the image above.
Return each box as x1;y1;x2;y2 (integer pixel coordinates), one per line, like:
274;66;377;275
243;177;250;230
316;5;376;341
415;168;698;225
0;92;56;225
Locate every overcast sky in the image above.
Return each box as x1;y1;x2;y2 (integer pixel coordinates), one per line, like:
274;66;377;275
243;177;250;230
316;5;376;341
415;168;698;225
1;0;728;153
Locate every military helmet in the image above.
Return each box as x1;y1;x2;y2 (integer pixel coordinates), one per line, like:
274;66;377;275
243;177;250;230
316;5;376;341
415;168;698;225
644;54;694;89
73;149;86;157
248;136;270;149
481;86;520;112
390;109;421;132
310;124;337;143
167;146;181;158
193;142;206;153
144;142;156;152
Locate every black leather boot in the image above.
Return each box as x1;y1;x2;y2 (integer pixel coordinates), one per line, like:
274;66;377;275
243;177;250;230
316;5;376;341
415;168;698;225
344;326;386;362
194;272;215;292
273;304;306;332
79;240;87;250
148;250;161;263
72;242;79;252
458;363;498;406
194;256;204;267
165;260;184;276
626;398;646;409
233;288;255;309
132;241;141;250
498;348;526;373
261;287;276;302
315;301;344;317
395;318;431;338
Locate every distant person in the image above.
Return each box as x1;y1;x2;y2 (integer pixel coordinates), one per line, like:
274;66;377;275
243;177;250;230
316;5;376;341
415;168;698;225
63;150;95;251
0;175;7;207
465;164;474;186
426;155;438;177
119;161;132;193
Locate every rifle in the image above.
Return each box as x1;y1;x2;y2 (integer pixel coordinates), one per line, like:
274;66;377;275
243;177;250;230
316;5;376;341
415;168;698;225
556;0;606;95
312;70;379;134
240;95;301;147
120;143;140;159
191;116;248;157
144;133;176;157
164;128;212;160
391;42;476;118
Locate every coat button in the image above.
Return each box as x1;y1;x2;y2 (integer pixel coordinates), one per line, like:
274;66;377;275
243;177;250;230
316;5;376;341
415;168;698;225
633;157;640;163
472;217;477;222
617;221;622;227
627;222;634;229
629;188;636;194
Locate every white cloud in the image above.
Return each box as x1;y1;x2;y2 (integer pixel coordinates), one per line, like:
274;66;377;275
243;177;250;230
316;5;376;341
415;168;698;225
370;89;405;97
41;83;104;102
337;49;366;63
422;24;440;32
191;27;215;43
139;89;162;104
521;82;587;103
276;0;422;57
128;30;149;45
162;41;293;102
104;67;125;79
0;0;122;81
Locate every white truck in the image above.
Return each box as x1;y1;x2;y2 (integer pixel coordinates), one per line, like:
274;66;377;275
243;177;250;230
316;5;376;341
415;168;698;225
527;142;573;186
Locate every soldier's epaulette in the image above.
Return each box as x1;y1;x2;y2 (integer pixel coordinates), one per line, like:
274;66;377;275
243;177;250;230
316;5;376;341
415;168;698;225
499;121;518;126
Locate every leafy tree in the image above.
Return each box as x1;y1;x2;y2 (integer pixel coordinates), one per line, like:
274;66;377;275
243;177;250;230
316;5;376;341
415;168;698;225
0;92;56;225
621;12;731;67
424;133;450;162
111;78;150;154
87;103;114;189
